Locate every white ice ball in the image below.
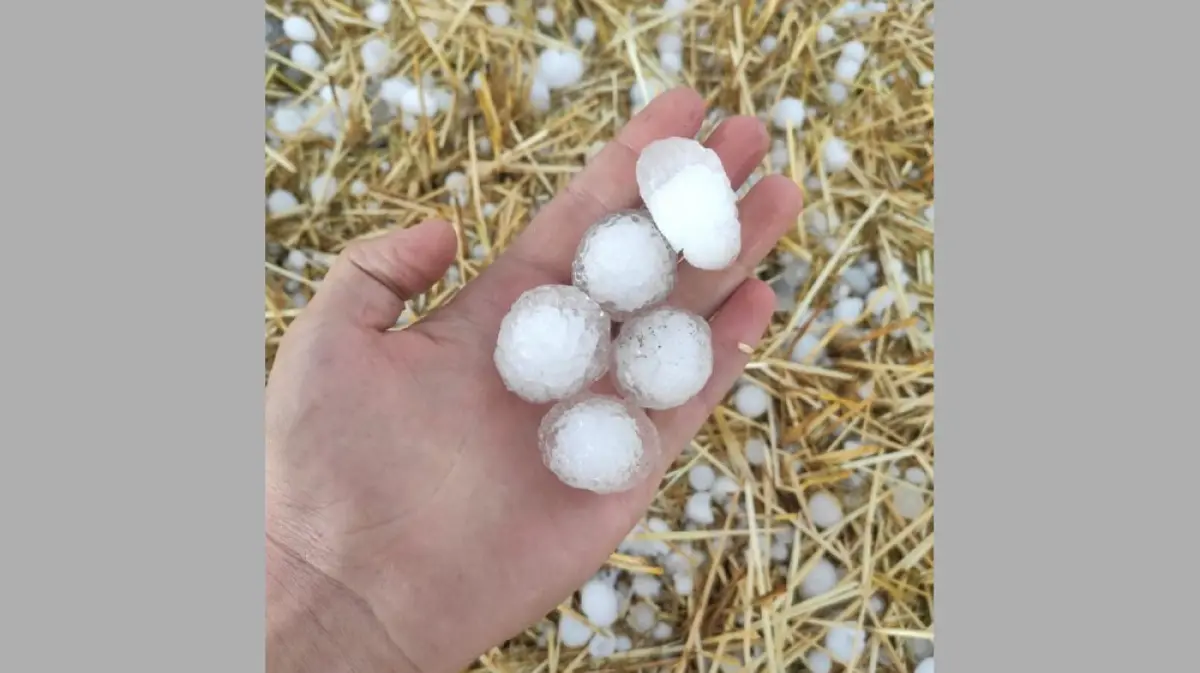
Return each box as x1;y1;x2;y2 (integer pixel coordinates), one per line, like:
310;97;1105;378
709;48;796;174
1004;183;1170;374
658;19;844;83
282;16;317;43
289;43;323;71
266;189;299;215
588;633;616;658
825;624;866;664
626;602;656;633
580;580;620;627
538;48;586;89
360;38;393;76
485;3;511;27
805;650;833;673
494;285;611;403
613;306;714;410
575;17;597;44
688;463;716;491
538;394;659;494
790;333;824;363
536;7;556;27
744;437;768;466
558;613;592;647
309;175;338;204
572;209;676;319
893;483;926;520
636;137;740;271
732;383;771;419
685;492;714;525
365;2;390;25
772;97;806;130
823;136;852;172
800;556;839;598
808;490;844;529
632;574;662;599
672;571;694;596
816;24;835;44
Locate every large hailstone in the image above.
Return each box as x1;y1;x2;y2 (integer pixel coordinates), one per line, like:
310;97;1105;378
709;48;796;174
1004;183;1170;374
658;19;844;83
635;137;741;271
494;285;611;403
572;209;677;320
612;306;714;410
538;394;660;494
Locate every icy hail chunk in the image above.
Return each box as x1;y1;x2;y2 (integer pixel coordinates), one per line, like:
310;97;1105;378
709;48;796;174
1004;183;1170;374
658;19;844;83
635;137;741;271
493;285;611;403
612;306;714;410
572;209;677;319
538;394;660;494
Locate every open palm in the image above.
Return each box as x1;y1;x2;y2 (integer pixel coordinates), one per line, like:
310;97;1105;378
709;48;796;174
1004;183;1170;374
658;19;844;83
266;88;802;673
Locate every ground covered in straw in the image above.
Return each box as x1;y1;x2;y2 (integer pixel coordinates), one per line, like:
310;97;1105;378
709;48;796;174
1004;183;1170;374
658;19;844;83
265;1;934;671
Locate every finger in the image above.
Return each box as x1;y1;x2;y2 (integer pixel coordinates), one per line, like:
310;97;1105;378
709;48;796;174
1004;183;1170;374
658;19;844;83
669;175;803;318
309;219;458;331
646;278;778;467
501;87;706;275
501;105;770;280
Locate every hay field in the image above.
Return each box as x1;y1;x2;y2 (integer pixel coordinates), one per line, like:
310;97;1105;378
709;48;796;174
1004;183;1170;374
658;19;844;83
265;1;934;671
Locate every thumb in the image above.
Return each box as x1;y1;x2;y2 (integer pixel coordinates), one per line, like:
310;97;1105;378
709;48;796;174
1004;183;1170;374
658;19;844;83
309;219;458;331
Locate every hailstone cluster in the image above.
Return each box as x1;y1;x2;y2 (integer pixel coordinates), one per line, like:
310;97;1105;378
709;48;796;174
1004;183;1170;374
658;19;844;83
493;135;742;495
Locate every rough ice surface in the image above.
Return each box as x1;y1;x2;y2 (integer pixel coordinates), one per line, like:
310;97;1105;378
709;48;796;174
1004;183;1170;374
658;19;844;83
825;623;866;664
572;210;677;319
558;613;592;647
494;285;611;403
580;580;620;627
800;556;839;598
538;394;659;494
612;306;713;410
636;137;741;271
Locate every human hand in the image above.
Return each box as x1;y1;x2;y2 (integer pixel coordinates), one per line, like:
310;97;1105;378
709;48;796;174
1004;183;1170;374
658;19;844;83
265;87;803;673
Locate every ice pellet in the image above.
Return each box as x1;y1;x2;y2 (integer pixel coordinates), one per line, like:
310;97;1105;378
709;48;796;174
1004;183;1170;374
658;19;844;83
494;285;611;403
572;209;677;319
612;306;714;410
538;394;660;494
635;137;741;271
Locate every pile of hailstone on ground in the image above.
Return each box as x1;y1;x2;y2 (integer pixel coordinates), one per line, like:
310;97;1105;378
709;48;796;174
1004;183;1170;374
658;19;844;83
265;1;934;671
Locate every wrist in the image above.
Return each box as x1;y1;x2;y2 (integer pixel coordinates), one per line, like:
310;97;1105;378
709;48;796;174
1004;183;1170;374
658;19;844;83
266;533;422;673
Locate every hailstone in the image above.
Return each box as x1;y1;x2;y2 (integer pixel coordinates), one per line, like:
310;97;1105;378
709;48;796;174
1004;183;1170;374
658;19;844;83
635;137;741;271
572;209;677;319
493;285;611;403
612;306;714;410
538;394;660;494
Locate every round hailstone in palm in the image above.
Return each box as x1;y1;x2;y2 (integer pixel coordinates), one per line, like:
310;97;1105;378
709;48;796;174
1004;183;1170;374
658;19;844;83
572;210;677;319
612;306;713;410
538;394;659;494
635;137;741;271
494;285;611;403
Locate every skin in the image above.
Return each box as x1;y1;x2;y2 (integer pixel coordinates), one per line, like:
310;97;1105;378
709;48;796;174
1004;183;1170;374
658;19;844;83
266;88;803;673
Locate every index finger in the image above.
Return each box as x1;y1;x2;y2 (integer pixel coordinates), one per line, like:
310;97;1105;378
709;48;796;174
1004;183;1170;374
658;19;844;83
500;86;706;275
